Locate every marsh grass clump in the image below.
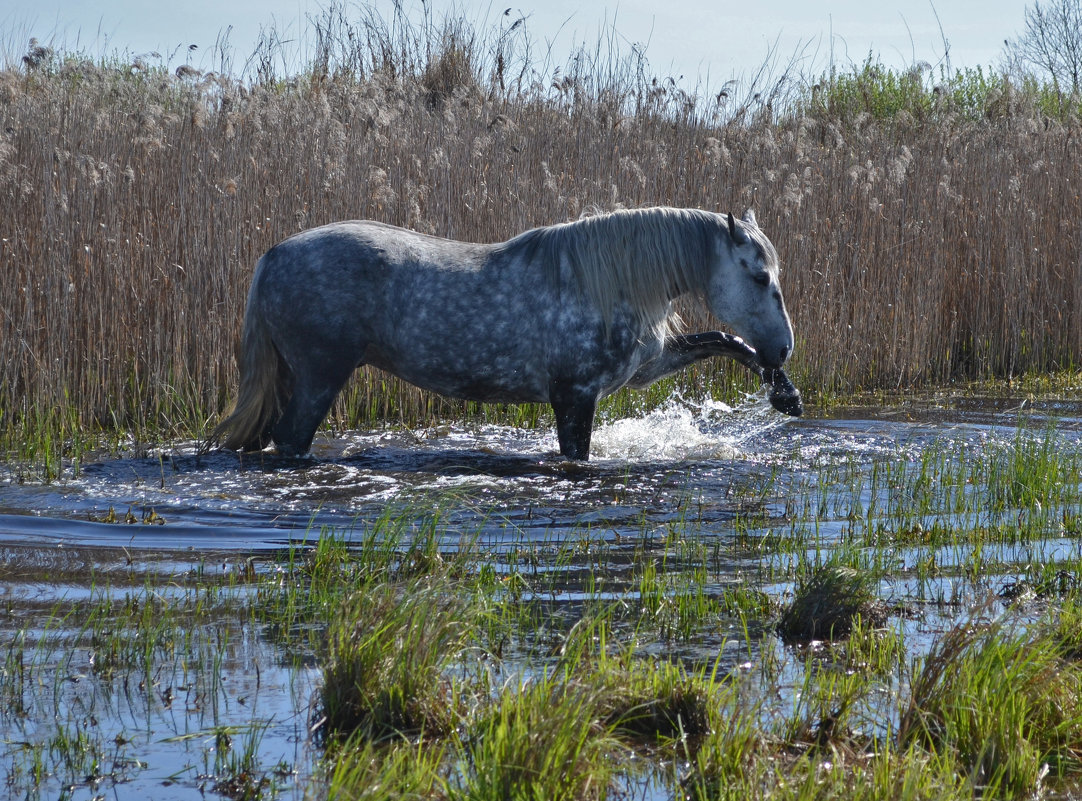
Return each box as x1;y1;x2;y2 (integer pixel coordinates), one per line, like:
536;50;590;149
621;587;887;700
323;736;447;801
782;652;881;755
596;657;714;742
685;695;770;801
777;563;888;643
899;610;1082;797
577;626;716;742
450;674;621;801
318;577;476;742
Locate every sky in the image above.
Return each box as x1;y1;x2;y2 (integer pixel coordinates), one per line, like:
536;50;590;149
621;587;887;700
3;0;1031;84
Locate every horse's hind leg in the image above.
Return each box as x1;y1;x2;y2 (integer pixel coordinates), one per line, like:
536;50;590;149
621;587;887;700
272;361;355;457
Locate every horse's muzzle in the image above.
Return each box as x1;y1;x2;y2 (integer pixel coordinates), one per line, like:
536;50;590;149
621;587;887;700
759;344;790;371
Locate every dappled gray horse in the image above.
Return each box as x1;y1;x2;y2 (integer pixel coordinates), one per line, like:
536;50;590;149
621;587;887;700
210;207;801;460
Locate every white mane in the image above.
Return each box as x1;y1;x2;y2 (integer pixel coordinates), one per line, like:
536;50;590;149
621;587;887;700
501;207;728;338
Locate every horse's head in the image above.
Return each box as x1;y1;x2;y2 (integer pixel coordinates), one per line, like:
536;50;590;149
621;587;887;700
706;210;794;370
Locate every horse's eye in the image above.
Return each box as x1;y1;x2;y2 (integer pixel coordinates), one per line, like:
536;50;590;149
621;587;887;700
752;272;770;287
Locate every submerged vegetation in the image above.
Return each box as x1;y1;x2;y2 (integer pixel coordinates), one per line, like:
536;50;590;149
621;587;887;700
1;4;1081;468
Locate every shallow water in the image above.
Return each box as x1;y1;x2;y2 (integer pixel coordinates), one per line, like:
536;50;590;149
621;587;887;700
2;388;1082;799
0;395;786;550
4;390;1050;552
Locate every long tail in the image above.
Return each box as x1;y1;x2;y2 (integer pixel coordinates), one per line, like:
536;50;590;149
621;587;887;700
207;288;286;452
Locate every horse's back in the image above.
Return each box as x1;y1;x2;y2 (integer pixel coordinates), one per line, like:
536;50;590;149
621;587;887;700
259;220;489;282
248;220;569;402
252;221;494;327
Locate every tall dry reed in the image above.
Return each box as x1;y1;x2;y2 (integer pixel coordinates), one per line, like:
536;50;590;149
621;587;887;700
1;7;1080;456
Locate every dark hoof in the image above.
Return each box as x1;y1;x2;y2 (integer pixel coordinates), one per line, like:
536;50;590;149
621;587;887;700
765;368;803;417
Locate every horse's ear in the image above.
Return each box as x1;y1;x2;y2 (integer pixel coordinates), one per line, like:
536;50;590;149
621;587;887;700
742;209;758;228
727;212;749;245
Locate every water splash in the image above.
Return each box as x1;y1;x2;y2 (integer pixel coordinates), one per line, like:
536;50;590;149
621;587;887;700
591;390;792;462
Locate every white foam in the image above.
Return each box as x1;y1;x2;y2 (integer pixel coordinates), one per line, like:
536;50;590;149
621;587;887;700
590;394;762;462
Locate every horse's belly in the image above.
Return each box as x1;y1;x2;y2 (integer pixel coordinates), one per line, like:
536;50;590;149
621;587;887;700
442;378;549;404
404;352;642;405
365;346;550;404
406;371;551;404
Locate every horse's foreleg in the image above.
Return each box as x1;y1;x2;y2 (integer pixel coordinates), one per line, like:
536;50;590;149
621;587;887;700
627;332;760;386
629;333;803;417
272;361;355;457
549;382;598;460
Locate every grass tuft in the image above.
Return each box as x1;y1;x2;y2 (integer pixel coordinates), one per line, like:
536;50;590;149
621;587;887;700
777;563;887;643
450;674;620;801
899;608;1082;797
324;736;447;801
318;576;475;742
564;621;718;743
